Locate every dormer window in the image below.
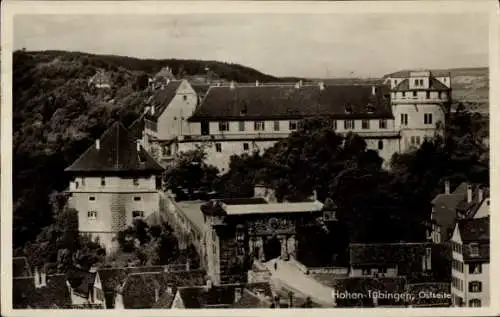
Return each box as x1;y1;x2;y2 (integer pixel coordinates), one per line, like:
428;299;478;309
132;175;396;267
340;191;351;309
344;104;353;114
240;105;247;116
365;104;375;113
469;243;479;257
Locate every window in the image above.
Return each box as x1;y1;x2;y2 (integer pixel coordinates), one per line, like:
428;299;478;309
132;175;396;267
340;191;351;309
416;136;421;145
81;177;86;186
469;281;482;293
289;120;298;130
378;140;384;150
379;119;387;129
132;211;144;218
361;120;370;129
215;143;222;153
100;177;106;186
243;143;249;151
75;181;79;189
89;196;96;201
330;119;337;130
254;121;265;131
426;91;431;99
344;120;355;130
413;91;417;97
239;121;245;132
218;121;229;132
402;92;406;97
361;268;371;276
469;263;482;274
378;267;387;274
401;114;408;126
88;211;97;220
469;243;479;257
183;95;187;101
134;196;141;201
424;113;433;125
414;79;419;86
133;178;139;186
469;299;482;307
344;104;353;114
438;92;443;99
273;120;280;131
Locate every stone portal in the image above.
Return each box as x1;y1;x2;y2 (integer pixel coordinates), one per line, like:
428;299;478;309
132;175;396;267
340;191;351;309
263;236;282;261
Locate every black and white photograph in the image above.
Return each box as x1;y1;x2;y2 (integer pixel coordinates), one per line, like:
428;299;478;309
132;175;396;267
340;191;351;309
1;0;497;314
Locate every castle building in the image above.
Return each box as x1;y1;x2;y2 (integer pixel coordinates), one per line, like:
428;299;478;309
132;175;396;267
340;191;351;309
65;122;165;251
450;216;490;307
385;70;452;152
141;71;451;172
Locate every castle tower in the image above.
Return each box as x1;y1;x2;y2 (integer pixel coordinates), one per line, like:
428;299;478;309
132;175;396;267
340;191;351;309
386;70;452;152
64;122;165;252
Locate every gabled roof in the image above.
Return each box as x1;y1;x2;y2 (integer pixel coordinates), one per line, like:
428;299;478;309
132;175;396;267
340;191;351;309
119;269;206;309
128;114;145;141
386;70;451;79
13;257;31;278
231;289;273;308
191;84;211;97
145;80;183;120
458;216;489;242
188;84;393;121
13;274;72;308
64;122;164;173
392;77;450;92
349;242;432;266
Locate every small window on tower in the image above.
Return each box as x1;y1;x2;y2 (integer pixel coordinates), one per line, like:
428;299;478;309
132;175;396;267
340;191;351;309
413;91;417;97
134;196;141;201
100;177;106;186
132;211;144;218
183;95;187;101
243;143;249;151
89;196;96;201
378;140;383;150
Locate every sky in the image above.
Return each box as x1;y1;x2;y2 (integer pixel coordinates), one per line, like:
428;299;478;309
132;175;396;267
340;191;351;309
13;13;489;78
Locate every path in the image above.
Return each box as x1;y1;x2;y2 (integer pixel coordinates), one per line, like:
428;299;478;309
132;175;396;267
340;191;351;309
264;258;334;307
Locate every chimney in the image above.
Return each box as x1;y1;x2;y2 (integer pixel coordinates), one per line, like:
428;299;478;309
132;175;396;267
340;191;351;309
312;190;318;201
151;106;155;116
34;267;41;288
444;180;450;195
467;184;473;203
230;81;235;89
255;80;260;87
95;139;100;150
40;269;47;287
478;187;484;202
287;291;294;308
206;279;213;289
234;287;243;303
319;81;325;90
186;259;191;271
136;140;141;152
154;287;160;303
372;85;377;95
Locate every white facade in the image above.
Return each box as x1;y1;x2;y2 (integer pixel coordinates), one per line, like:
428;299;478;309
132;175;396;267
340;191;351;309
68;175;160;252
450;226;489;307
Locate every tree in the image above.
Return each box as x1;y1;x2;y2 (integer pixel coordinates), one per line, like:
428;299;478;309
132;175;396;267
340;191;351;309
218;151;266;198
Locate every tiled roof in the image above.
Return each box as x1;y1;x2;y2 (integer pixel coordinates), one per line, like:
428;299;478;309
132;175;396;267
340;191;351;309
349;242;432;266
201;199;323;217
332;277;407;307
13;257;31;278
145;80;182;120
192;84;211;97
231;289;273;308
177;283;273;309
65;122;164;173
188;84;393;121
128;114;145;141
66;266;96;297
13;274;72;308
392;77;450;92
120;269;206;309
153;67;176;81
406;283;451;307
152;292;175;308
386;70;451;78
458;216;489;242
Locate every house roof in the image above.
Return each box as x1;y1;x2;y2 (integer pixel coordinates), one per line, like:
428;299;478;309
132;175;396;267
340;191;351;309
386;70;451;79
191;84;211;97
97;266;167;294
349;242;432;266
332;277;407;307
119;269;206;309
145;80;182;120
177;283;273;309
64;122;164;174
188;84;393;121
392;77;450;92
458;216;489;242
406;283;451;307
13;257;31;278
231;289;273;308
201;199;324;217
13;274;72;308
128;114;145;141
65;266;96;297
153;67;176;81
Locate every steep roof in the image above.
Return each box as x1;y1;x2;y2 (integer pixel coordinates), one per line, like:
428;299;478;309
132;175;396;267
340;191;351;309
458;216;489;242
392;77;450;92
65;122;164;174
145;80;183;120
191;84;211;97
188;84;393;121
13;257;31;278
13;274;72;308
127;114;145;141
119;269;206;309
386;70;452;79
349;242;432;267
